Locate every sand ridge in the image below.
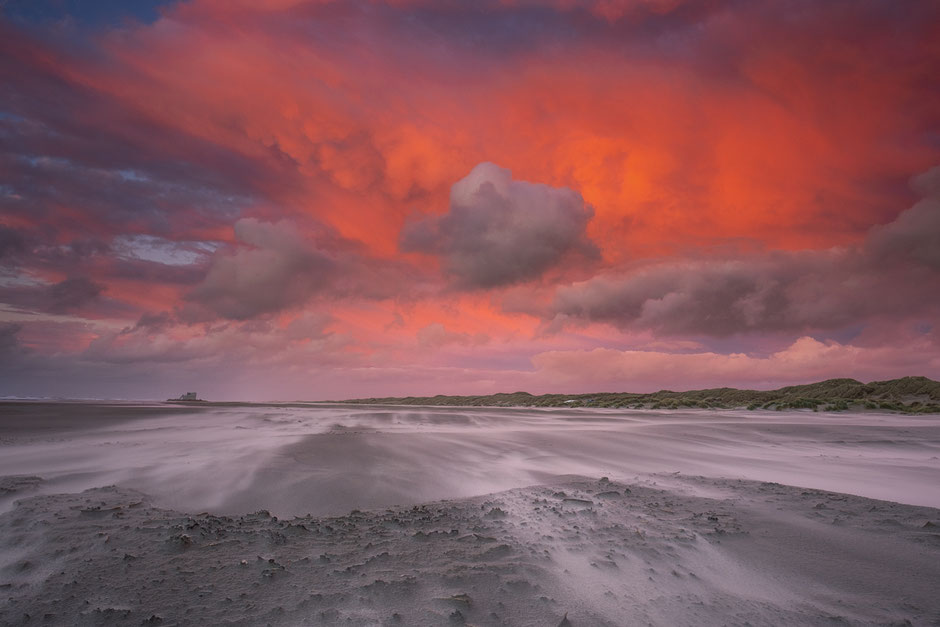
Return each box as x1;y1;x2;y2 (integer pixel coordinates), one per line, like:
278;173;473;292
1;475;938;626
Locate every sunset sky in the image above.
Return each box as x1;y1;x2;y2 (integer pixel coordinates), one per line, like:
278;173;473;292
1;0;939;400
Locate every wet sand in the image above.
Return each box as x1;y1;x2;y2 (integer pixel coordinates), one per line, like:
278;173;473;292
1;402;939;625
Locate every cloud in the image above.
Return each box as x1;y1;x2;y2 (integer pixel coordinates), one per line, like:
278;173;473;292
0;79;256;243
0;276;109;315
2;0;940;398
132;310;175;331
416;322;489;348
187;218;334;320
47;277;105;313
548;172;940;336
0;323;23;354
532;334;940;392
401;163;598;288
867;167;940;270
495;0;691;22
83;309;348;366
285;311;335;341
183;216;411;320
0;226;27;262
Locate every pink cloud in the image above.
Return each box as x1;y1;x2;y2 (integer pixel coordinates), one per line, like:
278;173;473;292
416;322;490;348
532;335;940;392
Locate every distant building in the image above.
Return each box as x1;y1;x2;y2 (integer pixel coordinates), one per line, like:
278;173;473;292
168;392;201;401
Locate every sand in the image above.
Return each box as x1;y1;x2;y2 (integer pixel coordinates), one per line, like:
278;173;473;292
1;402;939;625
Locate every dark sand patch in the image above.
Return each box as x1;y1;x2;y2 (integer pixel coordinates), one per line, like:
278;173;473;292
0;476;43;495
0;402;204;438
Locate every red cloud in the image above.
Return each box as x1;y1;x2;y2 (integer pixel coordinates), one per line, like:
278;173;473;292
2;0;940;397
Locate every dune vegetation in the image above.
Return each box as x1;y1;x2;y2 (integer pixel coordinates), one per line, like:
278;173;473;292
339;376;940;413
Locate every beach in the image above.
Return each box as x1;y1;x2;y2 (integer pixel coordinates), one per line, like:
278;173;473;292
1;402;939;625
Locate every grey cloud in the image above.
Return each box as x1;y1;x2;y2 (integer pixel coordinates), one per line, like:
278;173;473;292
187;218;334;320
867;168;940;270
108;257;209;286
0;323;23;354
911;166;940;198
132;311;175;332
552;256;823;336
401;162;598;289
2;227;207;295
0;276;122;316
548;168;940;336
48;277;105;313
0;226;27;262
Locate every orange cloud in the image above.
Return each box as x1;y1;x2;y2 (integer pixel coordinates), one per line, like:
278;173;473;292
40;0;933;264
2;0;940;398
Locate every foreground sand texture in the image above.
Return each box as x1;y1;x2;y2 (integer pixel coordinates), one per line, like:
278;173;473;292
2;477;939;625
1;402;939;625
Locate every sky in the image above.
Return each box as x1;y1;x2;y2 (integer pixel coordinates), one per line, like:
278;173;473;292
1;0;939;401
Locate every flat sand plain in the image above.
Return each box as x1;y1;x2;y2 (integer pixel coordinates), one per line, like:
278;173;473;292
1;402;938;625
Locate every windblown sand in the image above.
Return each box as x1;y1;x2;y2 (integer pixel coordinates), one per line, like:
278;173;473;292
1;402;938;625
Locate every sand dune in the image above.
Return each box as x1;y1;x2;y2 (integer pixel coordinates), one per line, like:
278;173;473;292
1;476;938;625
1;402;939;625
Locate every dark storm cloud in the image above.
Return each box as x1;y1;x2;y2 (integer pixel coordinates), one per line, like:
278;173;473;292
548;170;940;336
401;163;598;289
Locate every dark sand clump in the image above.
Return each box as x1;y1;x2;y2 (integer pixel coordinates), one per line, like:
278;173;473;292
2;475;938;626
0;476;43;496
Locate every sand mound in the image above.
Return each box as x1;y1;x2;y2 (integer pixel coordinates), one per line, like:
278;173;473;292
1;474;938;626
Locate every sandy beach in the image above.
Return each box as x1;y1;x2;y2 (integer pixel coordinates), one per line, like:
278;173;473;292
1;402;939;625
